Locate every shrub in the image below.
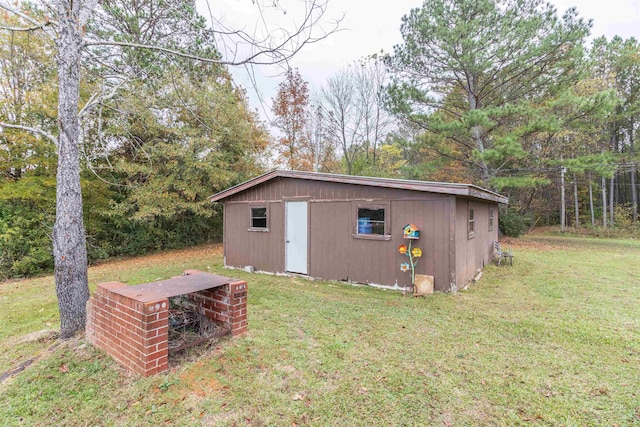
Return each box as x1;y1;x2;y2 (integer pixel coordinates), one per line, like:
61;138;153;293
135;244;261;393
612;204;635;231
0;203;54;278
499;207;528;237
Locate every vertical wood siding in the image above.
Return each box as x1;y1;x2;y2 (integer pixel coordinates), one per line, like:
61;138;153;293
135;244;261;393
308;199;451;289
224;202;284;273
309;201;350;281
222;177;496;291
455;199;499;286
224;177;447;203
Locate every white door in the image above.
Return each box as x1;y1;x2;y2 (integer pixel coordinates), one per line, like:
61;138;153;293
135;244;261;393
285;201;308;274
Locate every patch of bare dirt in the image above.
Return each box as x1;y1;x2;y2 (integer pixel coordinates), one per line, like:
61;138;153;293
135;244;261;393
525;226;559;235
0;331;68;385
511;234;638;252
178;360;227;398
8;329;58;345
503;238;570;252
90;244;223;274
1;244;224;287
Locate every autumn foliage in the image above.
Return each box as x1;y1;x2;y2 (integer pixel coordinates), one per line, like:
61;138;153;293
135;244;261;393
272;68;314;171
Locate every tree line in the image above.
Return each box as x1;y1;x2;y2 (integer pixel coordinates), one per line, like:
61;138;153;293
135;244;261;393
1;0;338;337
0;1;273;282
271;0;639;236
0;0;638;334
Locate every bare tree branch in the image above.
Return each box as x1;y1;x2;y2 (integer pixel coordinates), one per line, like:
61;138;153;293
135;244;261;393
84;39;230;62
0;21;53;32
203;0;325;64
84;28;334;66
0;121;57;145
79;76;129;118
0;2;56;39
85;0;341;67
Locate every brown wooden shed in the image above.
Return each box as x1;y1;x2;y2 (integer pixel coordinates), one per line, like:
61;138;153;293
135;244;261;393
210;170;508;292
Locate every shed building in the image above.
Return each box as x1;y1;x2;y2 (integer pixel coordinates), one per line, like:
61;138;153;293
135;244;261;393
210;170;508;292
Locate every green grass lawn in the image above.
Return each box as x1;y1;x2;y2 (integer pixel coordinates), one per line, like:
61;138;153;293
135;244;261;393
0;236;639;426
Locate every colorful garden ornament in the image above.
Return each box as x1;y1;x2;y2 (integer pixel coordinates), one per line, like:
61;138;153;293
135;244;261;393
398;224;422;292
403;223;420;239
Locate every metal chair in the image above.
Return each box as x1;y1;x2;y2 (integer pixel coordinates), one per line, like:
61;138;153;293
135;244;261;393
494;241;514;266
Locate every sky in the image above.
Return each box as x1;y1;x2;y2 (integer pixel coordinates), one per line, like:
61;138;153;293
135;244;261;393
197;0;640;124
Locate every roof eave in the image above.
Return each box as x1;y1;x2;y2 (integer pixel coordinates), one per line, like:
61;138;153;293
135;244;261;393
209;170;509;204
467;187;509;204
209;170;278;202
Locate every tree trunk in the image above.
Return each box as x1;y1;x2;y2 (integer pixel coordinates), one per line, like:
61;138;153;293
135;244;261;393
609;175;615;226
53;0;90;339
560;165;566;232
617;167;624;206
573;172;579;228
466;81;490;184
589;172;595;227
610;129;616;226
601;175;607;228
340;110;353;175
631;119;637;223
632;163;638;224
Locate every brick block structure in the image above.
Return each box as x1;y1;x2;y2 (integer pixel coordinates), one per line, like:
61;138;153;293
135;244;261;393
189;282;248;337
86;271;247;377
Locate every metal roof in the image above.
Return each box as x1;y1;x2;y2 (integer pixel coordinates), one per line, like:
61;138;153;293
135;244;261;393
209;170;509;204
111;272;237;303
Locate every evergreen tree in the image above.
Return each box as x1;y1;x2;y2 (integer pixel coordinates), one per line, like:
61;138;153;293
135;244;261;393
386;0;591;189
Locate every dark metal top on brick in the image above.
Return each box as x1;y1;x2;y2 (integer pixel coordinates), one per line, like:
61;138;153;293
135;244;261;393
111;272;239;302
208;170;508;204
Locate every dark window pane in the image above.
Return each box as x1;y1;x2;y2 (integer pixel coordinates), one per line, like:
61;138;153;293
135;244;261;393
252;207;266;217
469;208;475;235
251;207;267;229
252;217;267;228
371;221;385;235
357;208;385;235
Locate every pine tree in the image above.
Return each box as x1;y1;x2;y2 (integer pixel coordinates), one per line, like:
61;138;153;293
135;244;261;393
386;0;591;189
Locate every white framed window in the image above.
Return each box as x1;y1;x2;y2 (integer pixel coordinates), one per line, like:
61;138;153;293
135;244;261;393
357;207;386;235
489;206;494;231
353;202;390;239
249;206;268;230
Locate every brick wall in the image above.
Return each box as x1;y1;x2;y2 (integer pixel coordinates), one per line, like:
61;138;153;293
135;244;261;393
189;282;248;337
86;272;248;377
86;281;170;377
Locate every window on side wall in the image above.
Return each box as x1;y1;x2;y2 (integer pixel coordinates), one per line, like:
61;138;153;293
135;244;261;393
250;206;268;230
489;206;494;231
468;206;475;238
357;207;386;236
